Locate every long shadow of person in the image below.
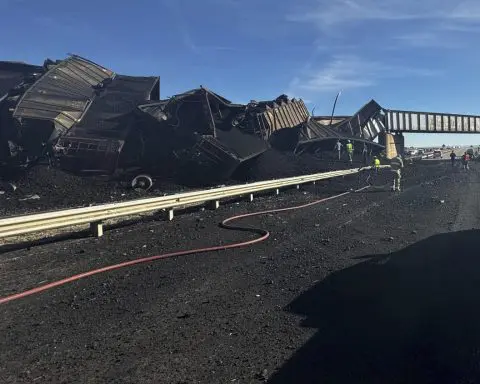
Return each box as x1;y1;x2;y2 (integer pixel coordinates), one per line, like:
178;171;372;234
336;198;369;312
268;230;480;384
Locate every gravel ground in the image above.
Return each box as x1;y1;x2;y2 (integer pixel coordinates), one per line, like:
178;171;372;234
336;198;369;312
1;160;478;383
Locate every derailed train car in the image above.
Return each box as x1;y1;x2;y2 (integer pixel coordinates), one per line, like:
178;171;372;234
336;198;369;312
0;54;385;189
5;55;162;181
0;56;270;187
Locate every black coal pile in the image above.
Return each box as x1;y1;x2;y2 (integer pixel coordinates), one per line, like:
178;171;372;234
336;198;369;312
234;149;371;182
235;150;328;181
0;166;187;217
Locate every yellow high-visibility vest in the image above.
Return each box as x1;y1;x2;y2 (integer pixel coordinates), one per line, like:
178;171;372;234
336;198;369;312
374;158;380;168
346;143;353;152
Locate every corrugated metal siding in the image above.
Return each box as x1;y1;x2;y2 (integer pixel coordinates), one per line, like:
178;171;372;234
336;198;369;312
13;55;114;132
256;99;309;138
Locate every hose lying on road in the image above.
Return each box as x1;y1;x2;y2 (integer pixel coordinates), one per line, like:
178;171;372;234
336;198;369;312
0;186;370;305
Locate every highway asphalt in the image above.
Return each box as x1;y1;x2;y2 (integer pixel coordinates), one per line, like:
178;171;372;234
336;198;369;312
1;161;479;383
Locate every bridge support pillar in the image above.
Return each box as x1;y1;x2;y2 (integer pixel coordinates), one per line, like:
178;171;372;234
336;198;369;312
379;132;404;159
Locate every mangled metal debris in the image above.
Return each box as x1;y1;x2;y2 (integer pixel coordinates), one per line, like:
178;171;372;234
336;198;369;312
239;95;310;140
293;118;384;156
12;56;160;176
313;100;386;141
137;87;269;184
0;54;390;187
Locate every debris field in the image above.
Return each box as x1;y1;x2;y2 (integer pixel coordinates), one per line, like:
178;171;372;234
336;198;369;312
2;160;479;383
2;53;480;384
1;55;387;193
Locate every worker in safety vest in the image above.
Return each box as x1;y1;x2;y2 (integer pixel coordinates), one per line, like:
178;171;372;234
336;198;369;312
346;140;354;164
372;156;381;175
365;155;381;186
390;154;404;192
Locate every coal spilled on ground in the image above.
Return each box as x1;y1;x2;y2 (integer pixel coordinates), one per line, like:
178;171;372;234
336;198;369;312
0;160;470;384
234;150;335;181
0;166;187;216
234;149;370;182
0;149;364;216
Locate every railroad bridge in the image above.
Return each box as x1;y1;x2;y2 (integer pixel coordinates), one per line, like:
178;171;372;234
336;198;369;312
315;101;480;157
382;109;480;156
385;109;480;134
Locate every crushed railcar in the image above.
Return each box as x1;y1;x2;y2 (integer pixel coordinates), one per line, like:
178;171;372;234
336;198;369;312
327;99;386;141
238;95;385;156
137;88;269;185
295;118;385;158
0;58;269;187
0;54;387;188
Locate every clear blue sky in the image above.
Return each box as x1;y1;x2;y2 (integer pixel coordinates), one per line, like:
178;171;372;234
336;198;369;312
2;0;480;146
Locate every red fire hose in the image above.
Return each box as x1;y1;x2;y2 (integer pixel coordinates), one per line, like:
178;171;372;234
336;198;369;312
0;186;369;305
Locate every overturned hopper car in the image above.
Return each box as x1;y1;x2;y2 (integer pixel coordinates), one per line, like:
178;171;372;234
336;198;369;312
0;56;268;187
0;54;384;189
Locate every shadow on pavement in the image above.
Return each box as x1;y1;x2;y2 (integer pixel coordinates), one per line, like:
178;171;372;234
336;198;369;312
269;230;480;384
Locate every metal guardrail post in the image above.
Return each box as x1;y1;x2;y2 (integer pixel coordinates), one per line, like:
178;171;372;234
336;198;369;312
90;221;104;237
209;200;220;210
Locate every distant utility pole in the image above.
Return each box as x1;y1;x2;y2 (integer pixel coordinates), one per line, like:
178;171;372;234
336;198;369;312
329;91;342;127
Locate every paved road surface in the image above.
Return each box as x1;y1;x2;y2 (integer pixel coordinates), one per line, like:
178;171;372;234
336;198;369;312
1;162;480;383
422;147;469;162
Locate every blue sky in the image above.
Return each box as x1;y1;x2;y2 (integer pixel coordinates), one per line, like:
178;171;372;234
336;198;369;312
2;0;480;146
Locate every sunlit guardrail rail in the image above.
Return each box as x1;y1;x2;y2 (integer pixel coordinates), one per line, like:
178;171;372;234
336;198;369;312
0;166;388;239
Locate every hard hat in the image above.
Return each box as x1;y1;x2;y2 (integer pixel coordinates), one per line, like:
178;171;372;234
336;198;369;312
347;140;351;143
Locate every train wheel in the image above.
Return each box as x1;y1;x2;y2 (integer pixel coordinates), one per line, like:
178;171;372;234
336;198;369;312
131;174;153;191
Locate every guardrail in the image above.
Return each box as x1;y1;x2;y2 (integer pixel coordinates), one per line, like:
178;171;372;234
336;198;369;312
0;166;388;239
